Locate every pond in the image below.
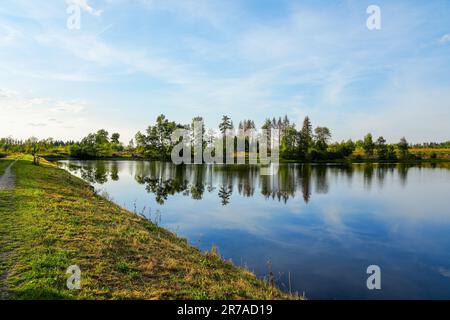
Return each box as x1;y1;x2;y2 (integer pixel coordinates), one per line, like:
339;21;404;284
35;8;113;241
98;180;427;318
59;160;450;299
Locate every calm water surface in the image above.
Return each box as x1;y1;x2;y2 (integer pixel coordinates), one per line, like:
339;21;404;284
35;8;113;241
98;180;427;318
59;160;450;299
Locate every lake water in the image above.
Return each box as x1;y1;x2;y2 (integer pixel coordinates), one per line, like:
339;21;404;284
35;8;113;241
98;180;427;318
59;160;450;299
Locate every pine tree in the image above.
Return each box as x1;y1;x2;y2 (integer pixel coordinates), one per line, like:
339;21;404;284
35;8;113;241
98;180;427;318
219;115;233;135
298;116;313;159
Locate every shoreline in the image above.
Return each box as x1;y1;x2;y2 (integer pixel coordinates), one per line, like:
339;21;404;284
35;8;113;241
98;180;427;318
44;154;450;165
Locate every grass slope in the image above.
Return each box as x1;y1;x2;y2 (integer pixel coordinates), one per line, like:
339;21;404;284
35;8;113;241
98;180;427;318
0;159;12;176
0;157;290;300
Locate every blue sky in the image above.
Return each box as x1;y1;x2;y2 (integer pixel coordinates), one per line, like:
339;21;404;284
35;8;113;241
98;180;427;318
0;0;449;143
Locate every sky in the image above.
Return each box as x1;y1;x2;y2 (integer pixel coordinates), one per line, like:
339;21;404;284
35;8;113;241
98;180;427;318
0;0;449;143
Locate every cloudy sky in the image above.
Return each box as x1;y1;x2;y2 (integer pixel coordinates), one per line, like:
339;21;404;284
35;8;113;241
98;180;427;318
0;0;449;143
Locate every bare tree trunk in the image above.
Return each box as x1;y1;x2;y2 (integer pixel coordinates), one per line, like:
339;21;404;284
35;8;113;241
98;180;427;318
32;144;39;165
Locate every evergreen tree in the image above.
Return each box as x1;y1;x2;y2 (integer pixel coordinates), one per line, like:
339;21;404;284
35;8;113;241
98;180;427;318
219;115;233;135
298;116;313;159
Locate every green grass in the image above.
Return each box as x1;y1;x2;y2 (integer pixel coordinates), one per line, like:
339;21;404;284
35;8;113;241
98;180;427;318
0;159;12;176
0;156;292;300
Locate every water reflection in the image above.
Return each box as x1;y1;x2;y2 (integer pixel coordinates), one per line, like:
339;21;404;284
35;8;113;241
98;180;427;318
62;161;420;205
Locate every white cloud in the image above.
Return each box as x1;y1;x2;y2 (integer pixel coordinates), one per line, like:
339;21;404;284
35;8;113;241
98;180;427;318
52;101;87;113
0;23;22;45
0;91;88;114
67;0;103;17
439;268;450;279
439;34;450;44
28;122;47;127
33;33;195;85
0;88;18;99
0;88;91;139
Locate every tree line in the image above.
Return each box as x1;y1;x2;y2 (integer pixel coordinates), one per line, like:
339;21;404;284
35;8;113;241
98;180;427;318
1;114;447;162
130;114;413;162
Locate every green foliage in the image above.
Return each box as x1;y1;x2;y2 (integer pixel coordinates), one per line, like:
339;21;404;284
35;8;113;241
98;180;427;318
280;126;297;159
134;114;180;160
411;141;450;148
387;145;397;161
362;133;375;157
314;127;331;152
111;133;120;144
327;140;355;159
298;116;313;159
375;136;388;160
219;115;233;135
397;137;409;160
69;130;117;158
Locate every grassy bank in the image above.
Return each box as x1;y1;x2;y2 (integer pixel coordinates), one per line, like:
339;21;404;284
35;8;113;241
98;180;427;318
0;160;12;176
0;156;290;300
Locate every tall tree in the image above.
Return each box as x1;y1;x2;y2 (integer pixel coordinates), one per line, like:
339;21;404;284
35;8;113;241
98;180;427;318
134;115;179;159
95;129;109;144
375;136;388;160
280;125;297;159
298;116;313;159
398;137;409;159
111;133;120;144
219;115;233;135
362;133;375;157
25;137;40;165
314;127;332;152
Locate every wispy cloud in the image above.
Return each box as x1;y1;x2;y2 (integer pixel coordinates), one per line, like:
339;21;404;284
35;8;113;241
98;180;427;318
0;23;22;45
439;268;450;279
52;101;87;113
439;33;450;44
28;122;47;127
67;0;103;17
0;88;92;139
0;88;18;99
33;32;198;85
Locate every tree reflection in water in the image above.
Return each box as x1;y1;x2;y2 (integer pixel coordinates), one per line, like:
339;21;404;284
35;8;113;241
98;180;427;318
61;161;419;206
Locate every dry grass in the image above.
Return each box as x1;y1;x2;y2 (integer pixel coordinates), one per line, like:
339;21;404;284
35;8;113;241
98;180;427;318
410;148;450;159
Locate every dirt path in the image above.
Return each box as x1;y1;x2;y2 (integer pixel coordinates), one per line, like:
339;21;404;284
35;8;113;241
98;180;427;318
0;160;17;190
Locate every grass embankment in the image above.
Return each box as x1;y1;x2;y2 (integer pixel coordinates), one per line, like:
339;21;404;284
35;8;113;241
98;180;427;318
0;154;17;175
0;156;289;300
0;160;12;176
